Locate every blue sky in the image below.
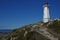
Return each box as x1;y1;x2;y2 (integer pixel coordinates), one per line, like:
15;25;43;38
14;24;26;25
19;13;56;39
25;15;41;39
0;0;60;29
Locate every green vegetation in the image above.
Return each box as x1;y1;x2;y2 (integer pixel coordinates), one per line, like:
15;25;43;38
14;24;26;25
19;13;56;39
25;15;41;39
25;31;50;40
7;31;50;40
48;20;60;34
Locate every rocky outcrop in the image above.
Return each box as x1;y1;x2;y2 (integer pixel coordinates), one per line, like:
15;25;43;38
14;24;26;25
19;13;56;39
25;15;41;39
2;18;60;40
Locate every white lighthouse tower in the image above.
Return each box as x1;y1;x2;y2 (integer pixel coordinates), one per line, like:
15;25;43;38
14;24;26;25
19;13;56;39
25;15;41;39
43;2;50;23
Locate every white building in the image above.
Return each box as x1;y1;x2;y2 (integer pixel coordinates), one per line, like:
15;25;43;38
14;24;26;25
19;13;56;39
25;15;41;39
43;2;50;23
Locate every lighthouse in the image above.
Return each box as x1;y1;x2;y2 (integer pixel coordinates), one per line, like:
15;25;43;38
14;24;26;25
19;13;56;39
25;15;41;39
43;2;50;23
